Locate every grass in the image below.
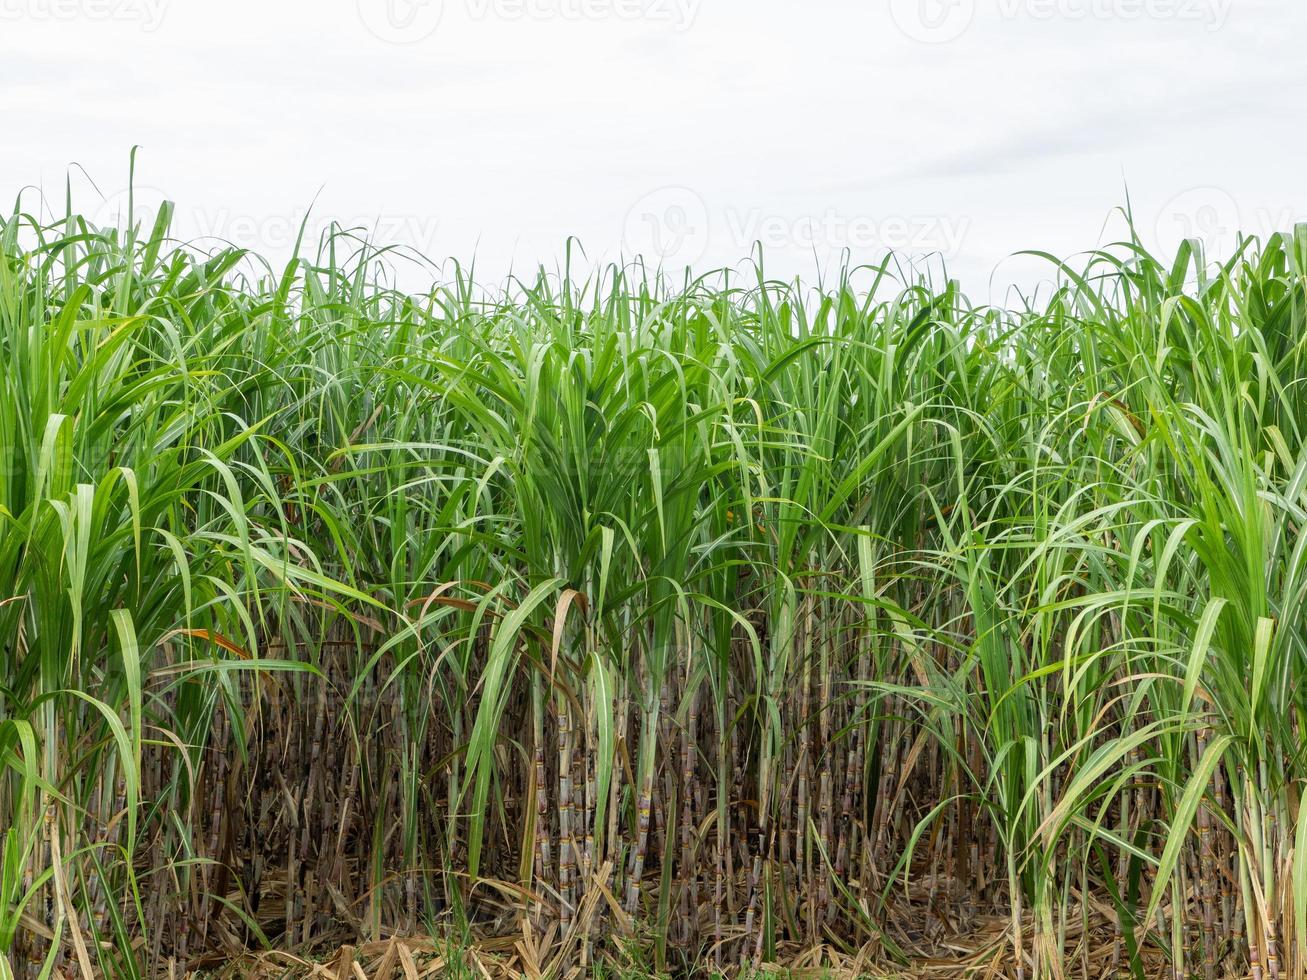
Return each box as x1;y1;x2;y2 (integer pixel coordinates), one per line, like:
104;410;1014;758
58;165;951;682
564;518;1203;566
0;169;1305;978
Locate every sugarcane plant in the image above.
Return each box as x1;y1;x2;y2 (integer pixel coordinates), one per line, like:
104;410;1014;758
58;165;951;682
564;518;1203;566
0;171;1306;978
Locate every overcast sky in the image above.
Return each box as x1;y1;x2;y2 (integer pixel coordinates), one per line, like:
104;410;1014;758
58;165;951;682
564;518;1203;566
2;0;1303;298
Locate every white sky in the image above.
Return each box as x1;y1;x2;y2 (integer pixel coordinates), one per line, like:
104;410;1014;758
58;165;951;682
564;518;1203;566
1;0;1303;299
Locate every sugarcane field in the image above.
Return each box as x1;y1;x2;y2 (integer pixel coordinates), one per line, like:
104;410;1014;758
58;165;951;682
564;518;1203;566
5;1;1307;975
3;184;1307;978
